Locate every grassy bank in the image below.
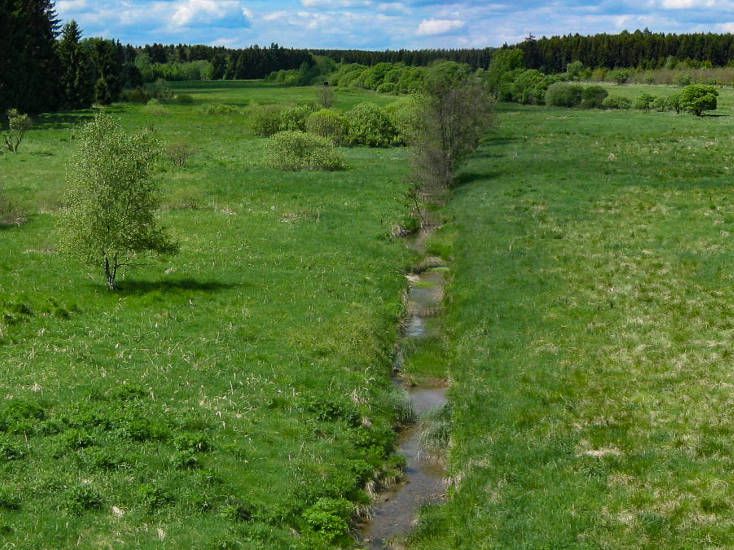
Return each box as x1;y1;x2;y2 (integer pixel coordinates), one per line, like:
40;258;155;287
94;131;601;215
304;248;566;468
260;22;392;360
0;82;411;548
411;97;734;547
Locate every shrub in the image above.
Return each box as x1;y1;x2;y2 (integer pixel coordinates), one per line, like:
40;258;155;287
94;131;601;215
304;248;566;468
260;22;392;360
121;87;151;104
580;85;608;108
679;84;718;115
250;105;283;137
174;94;195;105
201;103;239;115
610;69;630;85
165;142;195;167
667;92;683;113
265;131;346;171
511;69;547;105
652;96;668;112
305;109;348;145
66;484;103;514
602;96;632;110
634;93;656;111
146;79;173;100
677;73;693;87
545;82;583;107
346;103;397;147
384;96;420;145
302;497;353;544
317;85;335;108
279;104;317;132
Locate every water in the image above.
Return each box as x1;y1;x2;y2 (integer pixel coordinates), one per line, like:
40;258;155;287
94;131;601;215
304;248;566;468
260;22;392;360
360;253;449;549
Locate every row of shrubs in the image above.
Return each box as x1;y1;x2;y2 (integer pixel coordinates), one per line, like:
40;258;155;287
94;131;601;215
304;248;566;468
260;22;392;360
327;63;427;95
251;98;419;147
544;82;718;115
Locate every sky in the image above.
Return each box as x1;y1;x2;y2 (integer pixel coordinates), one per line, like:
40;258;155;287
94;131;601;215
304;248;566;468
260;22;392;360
55;0;734;50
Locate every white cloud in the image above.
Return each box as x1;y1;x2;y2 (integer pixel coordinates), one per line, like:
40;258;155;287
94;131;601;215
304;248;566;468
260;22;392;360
416;18;465;35
57;0;88;11
262;10;289;21
171;0;249;27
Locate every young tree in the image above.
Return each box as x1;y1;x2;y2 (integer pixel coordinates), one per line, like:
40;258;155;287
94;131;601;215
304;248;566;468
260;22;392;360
679;84;718;116
3;109;32;152
410;62;494;225
59;114;178;290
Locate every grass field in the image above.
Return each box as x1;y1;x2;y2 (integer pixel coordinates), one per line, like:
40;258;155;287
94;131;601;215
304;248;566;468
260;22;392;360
5;79;734;548
0;82;414;548
409;88;734;548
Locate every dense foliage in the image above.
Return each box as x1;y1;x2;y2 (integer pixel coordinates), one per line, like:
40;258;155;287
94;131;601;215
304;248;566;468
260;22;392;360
265;131;346;171
58;114;178;289
520;30;734;73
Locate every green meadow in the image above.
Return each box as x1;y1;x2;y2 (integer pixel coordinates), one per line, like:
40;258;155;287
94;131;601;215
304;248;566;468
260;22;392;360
0;82;411;548
411;88;734;548
5;80;734;548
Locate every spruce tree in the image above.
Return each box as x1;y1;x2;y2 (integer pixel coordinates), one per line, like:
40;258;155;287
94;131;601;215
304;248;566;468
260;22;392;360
58;20;95;109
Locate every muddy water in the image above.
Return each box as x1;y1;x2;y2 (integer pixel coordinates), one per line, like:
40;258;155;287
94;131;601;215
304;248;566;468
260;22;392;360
360;246;449;548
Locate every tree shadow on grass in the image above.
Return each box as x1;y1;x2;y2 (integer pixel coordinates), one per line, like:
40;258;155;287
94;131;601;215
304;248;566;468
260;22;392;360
453;170;502;187
34;112;95;129
113;278;241;295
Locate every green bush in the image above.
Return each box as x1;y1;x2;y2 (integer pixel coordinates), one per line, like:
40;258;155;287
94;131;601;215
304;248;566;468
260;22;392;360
305;109;348;145
121;87;151;104
679;84;718;115
602;96;632;110
302;497;353;544
610;69;630;85
384;96;420;145
201;103;239;115
174;94;195;105
545;82;583;107
279;104;316;132
667;92;683;114
265;131;346;171
634;93;656;111
346;103;397;147
511;69;548;105
652;96;668;112
250;105;283;137
580;85;608;108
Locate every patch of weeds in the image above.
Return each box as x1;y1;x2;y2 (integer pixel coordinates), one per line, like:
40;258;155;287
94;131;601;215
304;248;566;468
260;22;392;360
173;432;212;453
0;436;26;461
123;418;170;442
58;428;97;451
0;398;45;432
0;489;21;511
169;450;201;470
304;397;361;427
419;403;452;459
80;448;130;471
66;484;103;514
220;497;255;522
302;497;353;545
137;483;173;511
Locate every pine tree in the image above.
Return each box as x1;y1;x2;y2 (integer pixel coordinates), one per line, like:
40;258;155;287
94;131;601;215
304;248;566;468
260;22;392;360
58;20;95;109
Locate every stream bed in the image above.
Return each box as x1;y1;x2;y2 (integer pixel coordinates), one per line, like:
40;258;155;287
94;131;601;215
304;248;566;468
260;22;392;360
360;241;449;549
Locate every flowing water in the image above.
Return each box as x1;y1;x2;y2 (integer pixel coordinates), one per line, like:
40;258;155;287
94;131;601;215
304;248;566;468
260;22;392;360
360;231;449;549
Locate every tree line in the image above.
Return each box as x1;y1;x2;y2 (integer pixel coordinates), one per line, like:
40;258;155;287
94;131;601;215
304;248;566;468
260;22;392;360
519;29;734;73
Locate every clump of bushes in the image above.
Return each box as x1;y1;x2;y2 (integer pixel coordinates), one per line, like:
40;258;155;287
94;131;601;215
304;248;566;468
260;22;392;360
634;93;656;111
384;96;421;145
545;82;584;107
305;109;348;145
346;103;397;147
602;96;632;109
265;131;346;171
679;84;718;115
279;104;316;131
121;87;150;104
250;104;283;137
580;85;608;108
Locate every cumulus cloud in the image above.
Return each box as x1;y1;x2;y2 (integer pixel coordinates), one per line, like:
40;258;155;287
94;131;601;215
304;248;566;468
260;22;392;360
416;18;465;35
171;0;250;27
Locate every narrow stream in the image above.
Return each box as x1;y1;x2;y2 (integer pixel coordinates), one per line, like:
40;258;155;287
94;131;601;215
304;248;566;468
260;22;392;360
360;233;449;549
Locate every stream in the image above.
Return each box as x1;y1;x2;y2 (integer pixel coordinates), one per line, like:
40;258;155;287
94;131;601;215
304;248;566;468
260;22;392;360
360;233;449;549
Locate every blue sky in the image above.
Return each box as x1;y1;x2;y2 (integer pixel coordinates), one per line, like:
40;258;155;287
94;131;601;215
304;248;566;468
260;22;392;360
56;0;734;49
